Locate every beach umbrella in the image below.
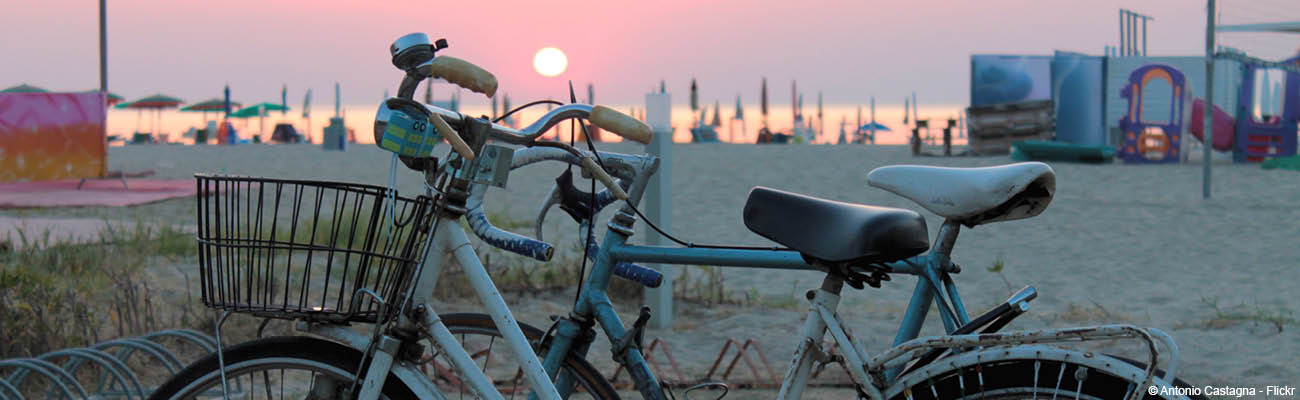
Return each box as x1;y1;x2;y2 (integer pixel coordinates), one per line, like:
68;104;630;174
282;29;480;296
903;97;910;125
117;94;184;138
228;102;288;118
182;98;240;112
1;83;47;93
760;78;768;118
502;93;513;127
281;84;288;116
81;89;123;104
733;95;744;120
859;122;891;132
856;105;862;138
223;85;232;116
689;78;698;111
791;81;798;120
302;89;313;142
711;101;722;127
182;98;241;124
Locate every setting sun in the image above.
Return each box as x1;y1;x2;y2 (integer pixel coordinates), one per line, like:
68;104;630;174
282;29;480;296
533;47;567;77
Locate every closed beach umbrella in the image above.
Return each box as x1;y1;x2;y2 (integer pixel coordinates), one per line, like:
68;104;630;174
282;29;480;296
690;78;698;111
281;84;288;116
1;83;47;93
224;85;232;116
760;77;768;121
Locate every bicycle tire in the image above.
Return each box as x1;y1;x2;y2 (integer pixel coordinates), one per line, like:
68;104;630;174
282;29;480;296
148;336;417;399
887;347;1197;399
436;313;620;399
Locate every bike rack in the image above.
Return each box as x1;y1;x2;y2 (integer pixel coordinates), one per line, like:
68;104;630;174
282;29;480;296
0;329;217;399
703;338;777;388
610;337;687;387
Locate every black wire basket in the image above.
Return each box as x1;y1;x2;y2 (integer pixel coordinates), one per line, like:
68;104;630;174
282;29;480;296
195;174;434;323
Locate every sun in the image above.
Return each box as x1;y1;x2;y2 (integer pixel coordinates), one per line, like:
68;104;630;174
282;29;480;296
533;47;567;77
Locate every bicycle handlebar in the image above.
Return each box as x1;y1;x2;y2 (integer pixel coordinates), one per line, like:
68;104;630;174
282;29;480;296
464;147;663;287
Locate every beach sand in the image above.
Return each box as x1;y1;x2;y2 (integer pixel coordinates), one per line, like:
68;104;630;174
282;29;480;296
5;142;1297;395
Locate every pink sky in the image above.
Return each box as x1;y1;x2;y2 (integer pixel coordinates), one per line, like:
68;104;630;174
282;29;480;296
3;0;1223;109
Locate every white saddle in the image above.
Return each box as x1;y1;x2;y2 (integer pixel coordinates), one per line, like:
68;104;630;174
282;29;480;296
867;162;1055;226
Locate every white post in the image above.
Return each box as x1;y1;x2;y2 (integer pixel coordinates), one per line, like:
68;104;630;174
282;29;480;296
644;91;674;329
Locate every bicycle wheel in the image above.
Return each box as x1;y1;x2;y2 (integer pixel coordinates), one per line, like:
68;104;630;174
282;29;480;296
432;313;619;399
149;336;416;399
888;347;1195;399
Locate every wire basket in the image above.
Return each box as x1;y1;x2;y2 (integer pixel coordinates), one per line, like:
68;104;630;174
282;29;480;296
195;174;434;323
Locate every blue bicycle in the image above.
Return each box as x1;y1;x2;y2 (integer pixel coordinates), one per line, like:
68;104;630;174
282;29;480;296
466;143;1207;399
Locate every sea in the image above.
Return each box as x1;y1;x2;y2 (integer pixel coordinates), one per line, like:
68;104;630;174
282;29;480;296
106;102;970;146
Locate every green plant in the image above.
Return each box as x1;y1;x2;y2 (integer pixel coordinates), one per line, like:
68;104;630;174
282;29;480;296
1199;297;1296;333
986;255;1015;295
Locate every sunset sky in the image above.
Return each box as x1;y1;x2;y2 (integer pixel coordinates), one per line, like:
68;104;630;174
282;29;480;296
1;1;1287;110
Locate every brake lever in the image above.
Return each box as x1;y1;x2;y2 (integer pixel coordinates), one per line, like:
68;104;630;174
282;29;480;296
536;182;562;242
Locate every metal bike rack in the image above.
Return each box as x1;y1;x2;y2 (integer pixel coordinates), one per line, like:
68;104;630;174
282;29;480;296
0;329;217;399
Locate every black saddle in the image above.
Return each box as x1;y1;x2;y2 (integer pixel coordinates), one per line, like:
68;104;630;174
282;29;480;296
743;187;929;266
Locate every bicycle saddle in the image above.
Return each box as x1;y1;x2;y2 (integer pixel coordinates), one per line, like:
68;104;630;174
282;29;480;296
867;162;1054;227
743;187;929;265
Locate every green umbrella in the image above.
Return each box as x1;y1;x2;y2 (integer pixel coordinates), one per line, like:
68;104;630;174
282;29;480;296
1;83;47;93
228;102;287;118
229;102;289;140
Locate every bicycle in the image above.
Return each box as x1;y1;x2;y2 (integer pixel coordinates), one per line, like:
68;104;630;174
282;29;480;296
465;116;1210;398
151;33;660;400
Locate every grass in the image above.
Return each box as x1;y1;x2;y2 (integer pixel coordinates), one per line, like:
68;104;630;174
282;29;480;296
0;222;197;358
1196;296;1296;333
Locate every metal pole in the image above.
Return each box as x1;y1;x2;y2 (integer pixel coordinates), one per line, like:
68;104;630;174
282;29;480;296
1203;0;1215;199
1123;11;1133;56
99;0;107;92
1118;10;1125;56
1142;16;1148;56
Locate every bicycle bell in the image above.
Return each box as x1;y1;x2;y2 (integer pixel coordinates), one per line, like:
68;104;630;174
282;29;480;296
390;33;448;71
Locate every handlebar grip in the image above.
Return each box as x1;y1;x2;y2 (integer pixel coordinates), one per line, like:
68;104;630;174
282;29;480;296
467;205;554;262
579;157;628;200
426;56;498;98
589;105;652;144
429;113;475;160
613;262;663;288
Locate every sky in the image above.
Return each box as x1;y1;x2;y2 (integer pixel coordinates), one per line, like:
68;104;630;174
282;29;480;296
0;0;1275;110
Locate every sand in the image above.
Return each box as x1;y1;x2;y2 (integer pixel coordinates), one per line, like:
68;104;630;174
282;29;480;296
5;142;1297;394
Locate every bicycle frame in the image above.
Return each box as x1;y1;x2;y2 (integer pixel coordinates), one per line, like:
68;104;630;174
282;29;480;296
298;211;562;400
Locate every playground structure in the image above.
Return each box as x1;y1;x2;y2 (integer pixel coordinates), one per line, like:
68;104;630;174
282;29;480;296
1118;64;1186;163
970;50;1298;164
0;329;217;399
1233;53;1299;162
